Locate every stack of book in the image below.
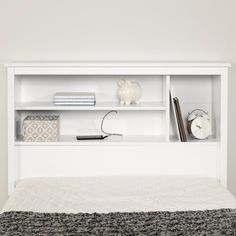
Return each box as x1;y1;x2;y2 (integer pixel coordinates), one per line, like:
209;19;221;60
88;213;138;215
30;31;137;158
54;92;96;106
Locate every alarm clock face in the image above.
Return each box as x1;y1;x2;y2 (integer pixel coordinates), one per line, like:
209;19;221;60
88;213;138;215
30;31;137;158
191;117;210;139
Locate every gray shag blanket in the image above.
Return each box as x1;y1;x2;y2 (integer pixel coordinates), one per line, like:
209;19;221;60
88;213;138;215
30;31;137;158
0;209;236;235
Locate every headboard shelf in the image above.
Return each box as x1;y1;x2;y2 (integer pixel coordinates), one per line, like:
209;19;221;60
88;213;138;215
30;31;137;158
6;62;229;194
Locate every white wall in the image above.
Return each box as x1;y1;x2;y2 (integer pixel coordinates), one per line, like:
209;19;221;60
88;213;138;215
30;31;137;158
0;0;236;208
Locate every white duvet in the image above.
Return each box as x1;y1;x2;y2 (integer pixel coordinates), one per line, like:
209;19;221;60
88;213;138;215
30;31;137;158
3;176;236;213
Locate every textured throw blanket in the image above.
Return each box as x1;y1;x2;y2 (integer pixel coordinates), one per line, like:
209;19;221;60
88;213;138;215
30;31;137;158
0;209;236;235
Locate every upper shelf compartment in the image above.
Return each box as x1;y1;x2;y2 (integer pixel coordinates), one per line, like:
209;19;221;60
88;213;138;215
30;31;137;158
14;74;168;111
169;75;222;141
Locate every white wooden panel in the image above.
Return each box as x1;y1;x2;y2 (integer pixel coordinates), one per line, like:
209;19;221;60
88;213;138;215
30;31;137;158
5;62;231;68
165;76;170;141
219;69;228;187
15;101;166;111
15;135;166;146
212;75;221;140
13;67;227;75
7;68;17;194
17;144;218;183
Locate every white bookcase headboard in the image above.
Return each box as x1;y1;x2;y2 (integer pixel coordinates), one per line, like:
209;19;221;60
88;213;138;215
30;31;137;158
6;62;230;195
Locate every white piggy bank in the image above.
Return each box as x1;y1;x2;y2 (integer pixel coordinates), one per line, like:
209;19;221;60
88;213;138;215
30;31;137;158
117;79;142;105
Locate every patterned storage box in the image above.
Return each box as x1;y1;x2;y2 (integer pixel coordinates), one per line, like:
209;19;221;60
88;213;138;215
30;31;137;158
23;115;59;142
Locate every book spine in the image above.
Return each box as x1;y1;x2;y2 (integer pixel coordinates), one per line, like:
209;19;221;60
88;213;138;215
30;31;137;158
54;103;95;106
54;96;95;99
54;99;95;102
173;97;187;142
169;89;181;141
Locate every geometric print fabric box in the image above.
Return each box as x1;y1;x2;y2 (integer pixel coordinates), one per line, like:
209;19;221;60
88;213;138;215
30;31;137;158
23;115;59;142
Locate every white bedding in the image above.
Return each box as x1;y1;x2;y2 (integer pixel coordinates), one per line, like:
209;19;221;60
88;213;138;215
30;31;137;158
3;176;236;213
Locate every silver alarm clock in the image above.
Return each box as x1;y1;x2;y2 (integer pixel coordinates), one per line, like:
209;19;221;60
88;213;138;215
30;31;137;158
187;109;210;140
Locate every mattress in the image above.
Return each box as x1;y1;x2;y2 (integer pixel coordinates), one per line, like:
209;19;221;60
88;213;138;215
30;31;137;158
3;176;236;214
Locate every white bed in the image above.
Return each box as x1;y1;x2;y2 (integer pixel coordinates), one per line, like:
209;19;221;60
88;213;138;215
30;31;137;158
3;176;236;214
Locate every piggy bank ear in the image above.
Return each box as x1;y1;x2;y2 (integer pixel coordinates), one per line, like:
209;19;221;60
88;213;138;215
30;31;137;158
125;79;132;85
118;79;125;87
